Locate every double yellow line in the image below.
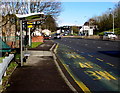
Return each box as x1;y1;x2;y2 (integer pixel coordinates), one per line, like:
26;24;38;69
63;64;91;93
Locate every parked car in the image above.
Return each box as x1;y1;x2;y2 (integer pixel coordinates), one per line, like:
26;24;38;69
43;35;51;40
54;33;61;39
103;32;117;40
63;33;68;36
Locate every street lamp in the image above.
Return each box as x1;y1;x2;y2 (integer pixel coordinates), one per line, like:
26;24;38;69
109;8;114;33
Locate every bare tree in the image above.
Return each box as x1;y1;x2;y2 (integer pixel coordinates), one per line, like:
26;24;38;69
0;1;29;16
41;15;57;31
30;0;61;17
0;1;29;28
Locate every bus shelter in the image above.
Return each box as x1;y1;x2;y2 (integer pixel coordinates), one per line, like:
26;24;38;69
16;12;45;66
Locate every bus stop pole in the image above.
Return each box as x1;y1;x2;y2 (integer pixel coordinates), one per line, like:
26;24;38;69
28;28;31;46
20;20;23;66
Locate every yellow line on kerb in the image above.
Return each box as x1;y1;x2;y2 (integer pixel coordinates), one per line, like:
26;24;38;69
63;64;91;93
54;44;59;53
56;44;59;49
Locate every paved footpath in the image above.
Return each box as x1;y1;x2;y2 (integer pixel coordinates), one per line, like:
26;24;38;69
2;40;73;93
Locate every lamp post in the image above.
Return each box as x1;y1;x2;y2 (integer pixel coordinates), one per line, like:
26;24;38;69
109;8;114;33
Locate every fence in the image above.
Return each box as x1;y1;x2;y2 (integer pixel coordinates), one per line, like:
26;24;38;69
0;54;14;85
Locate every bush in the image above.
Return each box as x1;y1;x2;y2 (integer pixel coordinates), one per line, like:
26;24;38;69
98;28;120;35
107;28;120;35
98;32;104;36
114;28;120;35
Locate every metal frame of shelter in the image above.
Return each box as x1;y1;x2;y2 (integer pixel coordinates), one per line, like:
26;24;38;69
16;13;45;66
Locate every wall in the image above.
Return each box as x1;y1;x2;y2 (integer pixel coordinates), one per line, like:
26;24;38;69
32;36;43;42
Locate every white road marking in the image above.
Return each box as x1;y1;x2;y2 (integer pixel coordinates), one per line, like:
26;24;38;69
105;43;109;45
81;52;84;53
97;47;101;49
88;55;93;57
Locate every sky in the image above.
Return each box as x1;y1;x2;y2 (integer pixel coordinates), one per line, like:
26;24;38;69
57;1;118;26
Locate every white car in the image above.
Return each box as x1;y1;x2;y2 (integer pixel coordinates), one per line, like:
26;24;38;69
54;33;61;39
103;32;117;40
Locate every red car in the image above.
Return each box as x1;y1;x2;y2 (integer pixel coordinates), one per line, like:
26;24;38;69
43;35;51;40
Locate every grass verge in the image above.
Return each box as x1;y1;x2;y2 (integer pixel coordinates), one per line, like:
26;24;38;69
31;42;43;48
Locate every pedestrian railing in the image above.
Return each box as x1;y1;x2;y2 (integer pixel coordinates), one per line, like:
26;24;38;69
0;54;14;85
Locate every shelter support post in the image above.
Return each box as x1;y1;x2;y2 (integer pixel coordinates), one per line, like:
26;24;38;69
20;20;23;66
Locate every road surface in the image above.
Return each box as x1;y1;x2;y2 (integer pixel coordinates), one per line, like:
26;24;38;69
53;37;120;92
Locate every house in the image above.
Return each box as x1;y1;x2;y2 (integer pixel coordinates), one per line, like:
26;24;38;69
31;28;42;37
79;20;97;36
79;25;95;36
42;29;51;36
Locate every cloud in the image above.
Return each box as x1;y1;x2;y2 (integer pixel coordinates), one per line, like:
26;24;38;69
58;22;82;27
56;18;83;26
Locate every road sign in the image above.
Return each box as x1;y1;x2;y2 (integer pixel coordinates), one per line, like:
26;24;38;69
27;23;33;28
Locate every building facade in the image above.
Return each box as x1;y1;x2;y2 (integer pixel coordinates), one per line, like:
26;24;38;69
79;25;97;36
